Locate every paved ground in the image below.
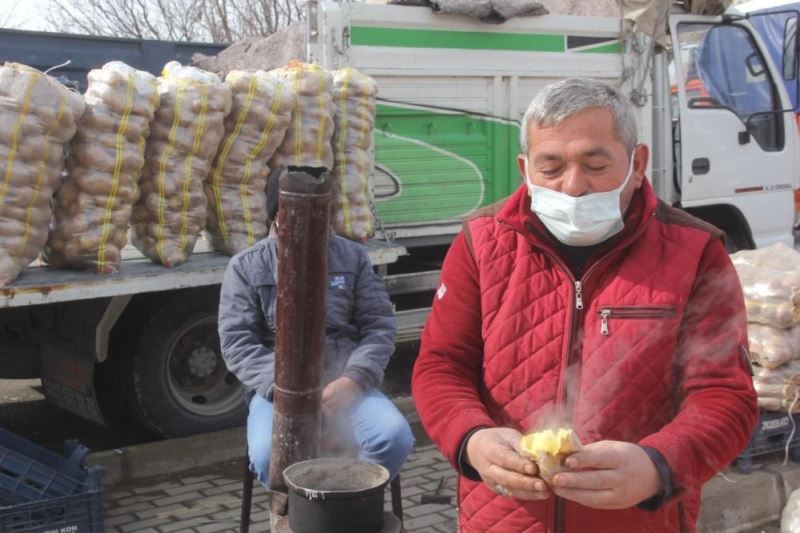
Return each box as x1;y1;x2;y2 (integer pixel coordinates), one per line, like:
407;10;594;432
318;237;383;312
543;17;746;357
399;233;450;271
103;442;458;532
7;387;789;532
100;440;790;533
91;392;792;533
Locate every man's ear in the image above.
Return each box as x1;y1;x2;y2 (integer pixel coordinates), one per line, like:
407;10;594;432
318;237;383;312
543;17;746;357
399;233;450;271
516;154;528;183
632;144;650;188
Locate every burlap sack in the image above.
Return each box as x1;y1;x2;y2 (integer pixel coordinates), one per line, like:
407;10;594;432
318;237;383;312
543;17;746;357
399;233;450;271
131;62;232;266
0;63;84;285
331;68;378;242
205;70;295;255
45;61;158;273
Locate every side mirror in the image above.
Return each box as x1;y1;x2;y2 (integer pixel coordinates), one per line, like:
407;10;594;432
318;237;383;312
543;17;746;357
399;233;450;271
745;51;766;78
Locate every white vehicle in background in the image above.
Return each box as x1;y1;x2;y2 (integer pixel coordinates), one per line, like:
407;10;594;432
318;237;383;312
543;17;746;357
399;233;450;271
310;0;800;250
0;1;797;437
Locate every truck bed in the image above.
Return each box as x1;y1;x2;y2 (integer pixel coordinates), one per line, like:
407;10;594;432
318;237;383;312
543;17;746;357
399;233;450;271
0;238;407;308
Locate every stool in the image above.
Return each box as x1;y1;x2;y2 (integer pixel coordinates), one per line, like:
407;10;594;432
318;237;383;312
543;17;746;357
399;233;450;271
240;447;404;532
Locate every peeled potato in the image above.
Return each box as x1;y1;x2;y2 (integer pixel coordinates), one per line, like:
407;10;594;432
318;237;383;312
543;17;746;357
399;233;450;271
519;428;582;485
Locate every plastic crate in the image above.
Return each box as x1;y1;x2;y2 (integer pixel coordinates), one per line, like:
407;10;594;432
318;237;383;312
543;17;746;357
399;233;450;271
736;411;800;473
0;427;104;532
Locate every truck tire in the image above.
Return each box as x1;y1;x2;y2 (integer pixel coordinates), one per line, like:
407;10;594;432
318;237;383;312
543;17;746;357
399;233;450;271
119;291;246;437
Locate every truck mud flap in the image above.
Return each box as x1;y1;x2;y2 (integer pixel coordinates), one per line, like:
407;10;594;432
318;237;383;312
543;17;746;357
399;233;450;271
39;299;112;425
41;338;104;425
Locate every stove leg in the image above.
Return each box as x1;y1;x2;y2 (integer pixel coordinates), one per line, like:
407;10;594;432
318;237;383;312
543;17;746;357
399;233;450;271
391;475;403;525
241;451;254;533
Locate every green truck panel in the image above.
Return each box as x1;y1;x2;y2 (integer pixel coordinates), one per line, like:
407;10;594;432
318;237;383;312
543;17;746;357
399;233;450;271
374;104;521;224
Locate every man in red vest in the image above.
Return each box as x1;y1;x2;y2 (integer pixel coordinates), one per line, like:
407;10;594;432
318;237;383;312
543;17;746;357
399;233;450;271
412;78;758;532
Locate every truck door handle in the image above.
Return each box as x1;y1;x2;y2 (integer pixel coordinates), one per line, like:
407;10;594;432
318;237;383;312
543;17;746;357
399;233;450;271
691;158;710;175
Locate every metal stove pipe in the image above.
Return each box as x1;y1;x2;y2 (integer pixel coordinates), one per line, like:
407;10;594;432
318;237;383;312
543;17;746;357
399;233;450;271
268;168;331;521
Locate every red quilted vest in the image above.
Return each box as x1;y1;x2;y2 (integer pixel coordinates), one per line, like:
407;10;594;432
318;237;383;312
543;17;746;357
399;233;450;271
414;180;757;533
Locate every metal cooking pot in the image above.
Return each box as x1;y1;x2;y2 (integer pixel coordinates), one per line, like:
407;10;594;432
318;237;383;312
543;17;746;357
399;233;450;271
283;457;390;533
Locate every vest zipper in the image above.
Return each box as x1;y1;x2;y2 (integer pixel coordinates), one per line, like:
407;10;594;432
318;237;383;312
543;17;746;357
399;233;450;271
574;281;583;310
598;305;676;336
502;215;655;533
678;502;688;533
553;268;588;533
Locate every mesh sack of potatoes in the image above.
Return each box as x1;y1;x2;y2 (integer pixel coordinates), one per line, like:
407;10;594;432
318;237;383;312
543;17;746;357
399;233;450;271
131;62;232;266
273;61;334;169
44;61;158;273
330;68;378;242
732;243;800;328
748;323;800;370
754;361;800;412
204;70;295;255
0;63;85;285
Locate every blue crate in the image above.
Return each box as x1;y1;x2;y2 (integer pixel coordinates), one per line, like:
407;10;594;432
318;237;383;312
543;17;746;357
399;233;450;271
736;411;800;473
0;427;104;532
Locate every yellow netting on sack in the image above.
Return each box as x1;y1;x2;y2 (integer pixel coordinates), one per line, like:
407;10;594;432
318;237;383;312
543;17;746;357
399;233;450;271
0;63;84;285
205;70;295;255
44;61;159;273
272;61;334;170
131;62;232;266
331;68;377;242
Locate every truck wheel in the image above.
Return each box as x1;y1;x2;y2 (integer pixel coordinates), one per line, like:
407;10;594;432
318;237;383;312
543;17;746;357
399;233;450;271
120;292;246;437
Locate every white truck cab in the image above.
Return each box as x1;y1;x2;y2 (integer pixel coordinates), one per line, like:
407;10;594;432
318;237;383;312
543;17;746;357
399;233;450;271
669;9;800;249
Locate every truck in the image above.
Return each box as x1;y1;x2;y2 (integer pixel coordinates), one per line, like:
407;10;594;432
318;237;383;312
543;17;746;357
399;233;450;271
0;0;797;438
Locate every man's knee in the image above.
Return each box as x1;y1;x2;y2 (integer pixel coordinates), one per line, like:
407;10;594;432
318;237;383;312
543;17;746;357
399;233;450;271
372;416;415;455
393;418;415;456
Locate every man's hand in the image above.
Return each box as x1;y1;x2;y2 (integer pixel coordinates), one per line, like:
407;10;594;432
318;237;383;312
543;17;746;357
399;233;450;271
321;376;363;417
551;440;662;509
465;427;550;501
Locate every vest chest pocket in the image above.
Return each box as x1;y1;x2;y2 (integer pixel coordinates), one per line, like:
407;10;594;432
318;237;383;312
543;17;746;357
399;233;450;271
597;305;677;336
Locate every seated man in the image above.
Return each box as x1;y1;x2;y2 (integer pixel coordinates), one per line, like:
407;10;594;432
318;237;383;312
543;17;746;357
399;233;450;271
218;173;414;488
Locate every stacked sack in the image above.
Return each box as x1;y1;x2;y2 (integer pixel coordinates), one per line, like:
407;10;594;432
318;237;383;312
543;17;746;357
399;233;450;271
732;243;800;412
205;70;294;255
132;62;232;267
45;61;159;273
331;68;378;242
0;64;84;285
272;61;334;170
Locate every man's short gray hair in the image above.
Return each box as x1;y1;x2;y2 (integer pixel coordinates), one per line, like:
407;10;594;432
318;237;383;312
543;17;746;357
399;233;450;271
519;78;637;155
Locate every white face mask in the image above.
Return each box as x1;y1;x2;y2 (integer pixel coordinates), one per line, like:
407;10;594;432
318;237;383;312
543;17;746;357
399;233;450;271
525;153;635;247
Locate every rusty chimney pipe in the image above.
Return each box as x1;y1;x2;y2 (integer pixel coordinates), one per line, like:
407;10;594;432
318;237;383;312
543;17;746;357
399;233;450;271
268;168;331;521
